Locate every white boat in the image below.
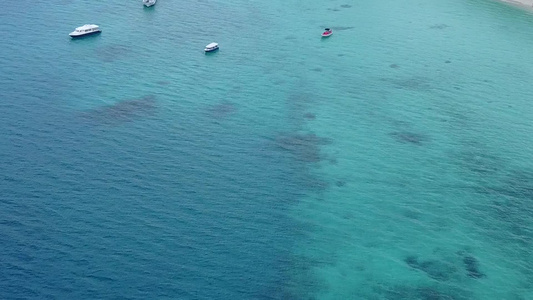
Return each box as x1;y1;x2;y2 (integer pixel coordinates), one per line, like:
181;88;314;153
143;0;156;7
204;42;219;52
69;24;101;38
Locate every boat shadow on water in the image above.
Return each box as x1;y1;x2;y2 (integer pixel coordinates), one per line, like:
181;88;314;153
204;50;219;55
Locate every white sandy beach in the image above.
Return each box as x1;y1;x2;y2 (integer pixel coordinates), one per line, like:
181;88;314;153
501;0;533;8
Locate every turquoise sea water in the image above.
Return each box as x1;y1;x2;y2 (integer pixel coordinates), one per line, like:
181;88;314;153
1;0;533;299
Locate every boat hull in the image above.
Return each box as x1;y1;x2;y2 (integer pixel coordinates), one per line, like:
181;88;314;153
69;30;101;38
321;33;333;37
204;47;219;53
143;0;156;7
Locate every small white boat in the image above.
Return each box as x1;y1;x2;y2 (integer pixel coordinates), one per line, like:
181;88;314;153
69;24;101;38
143;0;156;7
204;42;219;52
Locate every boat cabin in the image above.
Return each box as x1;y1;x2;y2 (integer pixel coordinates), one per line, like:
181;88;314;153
204;42;219;52
75;25;99;33
69;24;101;37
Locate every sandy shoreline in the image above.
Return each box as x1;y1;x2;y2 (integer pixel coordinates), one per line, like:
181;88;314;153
499;0;533;9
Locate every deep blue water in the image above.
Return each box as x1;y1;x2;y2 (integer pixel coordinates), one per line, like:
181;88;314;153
2;0;533;299
0;2;304;299
0;104;299;299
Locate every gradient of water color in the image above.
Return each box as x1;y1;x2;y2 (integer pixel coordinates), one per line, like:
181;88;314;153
1;0;533;299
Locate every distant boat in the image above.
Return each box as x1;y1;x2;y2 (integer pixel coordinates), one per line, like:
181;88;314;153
321;28;333;37
204;42;219;52
143;0;156;7
69;24;101;38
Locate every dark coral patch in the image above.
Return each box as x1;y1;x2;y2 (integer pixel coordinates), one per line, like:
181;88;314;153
404;255;457;281
430;24;449;29
389;64;400;69
457;151;501;175
340;4;352;8
275;133;332;163
389;76;431;90
402;209;422;220
303;113;316;120
404;255;419;268
305;178;330;190
418;260;457;281
463;255;485;279
96;44;130;62
287;92;318;112
390;132;428;145
335;180;346;187
80;95;157;125
206;101;237;119
474;168;533;254
383;284;471;300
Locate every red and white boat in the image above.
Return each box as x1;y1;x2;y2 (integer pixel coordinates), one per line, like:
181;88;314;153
321;28;332;37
